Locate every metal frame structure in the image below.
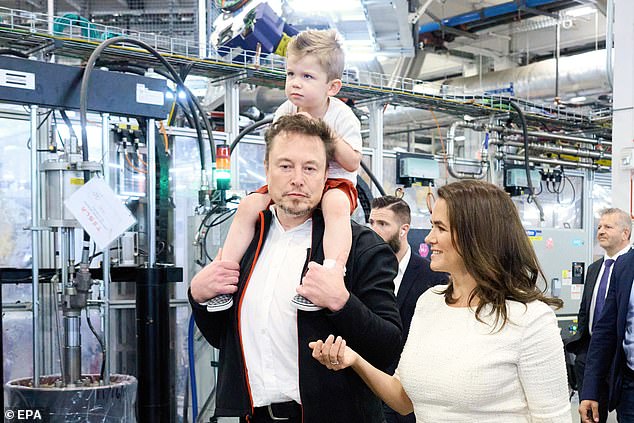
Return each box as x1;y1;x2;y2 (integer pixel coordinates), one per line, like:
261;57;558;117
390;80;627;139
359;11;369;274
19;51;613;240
0;6;612;138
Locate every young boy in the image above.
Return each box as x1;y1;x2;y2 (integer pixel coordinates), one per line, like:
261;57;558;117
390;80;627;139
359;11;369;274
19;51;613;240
207;29;362;312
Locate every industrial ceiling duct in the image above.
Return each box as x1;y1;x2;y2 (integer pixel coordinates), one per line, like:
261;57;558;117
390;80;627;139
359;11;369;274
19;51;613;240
379;49;611;129
443;49;610;100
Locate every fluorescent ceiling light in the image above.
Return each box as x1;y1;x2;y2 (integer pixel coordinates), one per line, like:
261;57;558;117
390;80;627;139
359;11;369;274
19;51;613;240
566;6;595;17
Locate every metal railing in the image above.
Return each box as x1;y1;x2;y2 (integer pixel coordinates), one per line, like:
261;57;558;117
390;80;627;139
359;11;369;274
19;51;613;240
0;6;611;127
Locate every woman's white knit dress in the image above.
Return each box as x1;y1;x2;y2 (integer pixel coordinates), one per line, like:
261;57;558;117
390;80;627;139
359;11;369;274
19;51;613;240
395;288;571;422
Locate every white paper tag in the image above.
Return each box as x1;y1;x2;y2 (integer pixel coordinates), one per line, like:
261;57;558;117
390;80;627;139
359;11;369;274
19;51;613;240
65;178;137;249
570;284;583;300
136;83;165;106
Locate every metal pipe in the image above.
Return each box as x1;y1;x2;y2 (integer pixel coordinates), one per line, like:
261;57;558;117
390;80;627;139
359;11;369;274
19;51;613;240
491;139;611;160
197;0;207;57
60;228;69;290
487;125;609;146
605;0;614;90
47;0;54;34
443;49;611;100
583;169;595;265
94;298;190;308
30;105;41;387
555;15;561;103
63;313;81;385
147;119;156;267
225;78;241;188
446;121;489;179
497;152;609;171
368;102;385;197
101;113;111;385
60;227;82;386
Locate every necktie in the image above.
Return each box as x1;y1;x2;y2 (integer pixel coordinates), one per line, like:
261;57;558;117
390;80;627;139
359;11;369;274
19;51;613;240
593;258;615;328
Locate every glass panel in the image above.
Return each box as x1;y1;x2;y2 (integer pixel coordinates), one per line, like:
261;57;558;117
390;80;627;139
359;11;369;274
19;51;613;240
512;175;584;229
236;142;265;192
0;114;33;384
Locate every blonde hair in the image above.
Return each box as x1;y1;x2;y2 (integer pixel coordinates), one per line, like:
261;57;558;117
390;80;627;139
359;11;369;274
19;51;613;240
287;29;345;81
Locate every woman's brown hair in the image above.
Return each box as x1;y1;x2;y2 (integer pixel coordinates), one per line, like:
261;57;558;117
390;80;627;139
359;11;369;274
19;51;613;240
437;180;563;328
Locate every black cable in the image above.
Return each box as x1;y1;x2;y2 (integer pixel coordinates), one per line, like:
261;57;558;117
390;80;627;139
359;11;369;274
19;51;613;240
168;62;196;127
557;175;576;205
229;116;274;154
101;64;197;129
79;36;215;175
51;113;66;150
150;65;215;164
85;308;106;381
104;63;205;169
208;208;236;228
360;160;386;196
37;109;54;129
197;206;237;261
0;49;29;58
26;109;55;149
507;101;544;221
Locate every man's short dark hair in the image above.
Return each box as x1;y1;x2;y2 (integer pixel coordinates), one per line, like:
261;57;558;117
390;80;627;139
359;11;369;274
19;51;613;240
371;195;411;225
264;114;335;164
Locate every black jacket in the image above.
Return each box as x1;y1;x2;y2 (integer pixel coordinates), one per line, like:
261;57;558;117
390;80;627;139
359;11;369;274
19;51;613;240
190;209;402;422
581;249;634;410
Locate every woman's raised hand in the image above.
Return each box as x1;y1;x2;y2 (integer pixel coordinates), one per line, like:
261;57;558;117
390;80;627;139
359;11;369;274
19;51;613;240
309;334;358;370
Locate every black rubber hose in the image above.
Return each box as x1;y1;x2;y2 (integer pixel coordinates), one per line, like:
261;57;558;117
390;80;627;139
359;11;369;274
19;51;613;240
0;49;29;58
229;116;273;154
79;36;215;167
508;100;544;221
360;160;386;196
102;64;200;152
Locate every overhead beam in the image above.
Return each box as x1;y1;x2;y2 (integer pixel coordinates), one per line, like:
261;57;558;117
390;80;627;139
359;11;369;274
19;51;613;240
573;0;607;16
424;10;479;40
409;0;434;24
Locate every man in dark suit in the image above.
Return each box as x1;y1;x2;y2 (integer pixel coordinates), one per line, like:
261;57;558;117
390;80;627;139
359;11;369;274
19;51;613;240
567;207;632;423
369;196;448;423
578;208;633;423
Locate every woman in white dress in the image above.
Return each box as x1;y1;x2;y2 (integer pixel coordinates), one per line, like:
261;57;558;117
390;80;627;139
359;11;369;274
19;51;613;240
310;180;571;422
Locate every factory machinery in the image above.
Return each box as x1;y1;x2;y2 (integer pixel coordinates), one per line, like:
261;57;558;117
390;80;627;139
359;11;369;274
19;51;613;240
0;4;616;421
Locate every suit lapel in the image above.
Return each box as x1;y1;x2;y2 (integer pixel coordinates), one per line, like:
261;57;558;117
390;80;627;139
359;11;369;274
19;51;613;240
397;256;416;308
583;260;602;314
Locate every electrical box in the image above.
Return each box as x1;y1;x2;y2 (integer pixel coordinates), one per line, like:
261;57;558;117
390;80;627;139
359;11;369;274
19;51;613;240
0;56;170;118
504;165;541;196
572;261;585;284
396;152;439;187
528;228;590;315
619;147;634;170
